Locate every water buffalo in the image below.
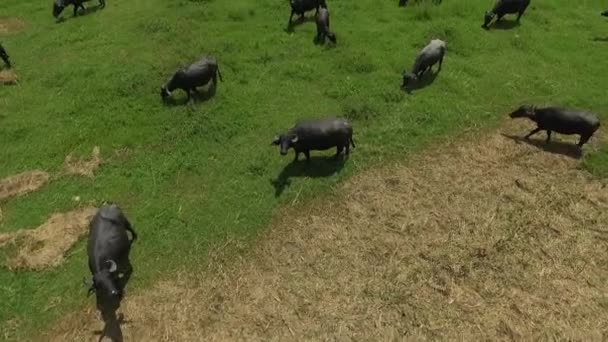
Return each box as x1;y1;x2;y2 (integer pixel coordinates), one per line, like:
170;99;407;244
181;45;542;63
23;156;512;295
315;7;336;44
0;44;10;69
509;105;601;147
272;117;355;162
289;0;327;27
53;0;105;18
602;10;608;17
402;39;446;88
86;204;137;339
482;0;530;29
160;56;223;102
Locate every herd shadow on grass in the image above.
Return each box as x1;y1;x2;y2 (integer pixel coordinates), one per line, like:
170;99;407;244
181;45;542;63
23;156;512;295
272;156;347;197
502;134;583;159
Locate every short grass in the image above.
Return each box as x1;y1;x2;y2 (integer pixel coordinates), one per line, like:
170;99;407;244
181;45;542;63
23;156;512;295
0;0;607;339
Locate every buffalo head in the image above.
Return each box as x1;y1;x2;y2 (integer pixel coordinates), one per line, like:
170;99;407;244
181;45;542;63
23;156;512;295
272;134;299;156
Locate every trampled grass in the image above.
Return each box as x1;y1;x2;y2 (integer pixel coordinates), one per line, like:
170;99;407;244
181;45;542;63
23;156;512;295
0;0;607;339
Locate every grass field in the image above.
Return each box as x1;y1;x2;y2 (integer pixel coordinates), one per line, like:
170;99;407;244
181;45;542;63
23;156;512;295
0;0;607;340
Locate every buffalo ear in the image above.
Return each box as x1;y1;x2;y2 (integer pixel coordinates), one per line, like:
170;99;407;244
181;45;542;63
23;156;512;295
271;136;280;145
291;136;299;144
107;260;118;273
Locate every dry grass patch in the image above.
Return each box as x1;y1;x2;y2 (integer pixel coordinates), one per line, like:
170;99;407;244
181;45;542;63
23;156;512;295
0;69;18;85
63;146;102;178
43;122;608;341
0;171;50;202
0;17;26;35
0;207;97;270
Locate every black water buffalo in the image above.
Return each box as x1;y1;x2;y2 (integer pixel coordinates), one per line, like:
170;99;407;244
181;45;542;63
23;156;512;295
402;39;446;88
161;56;223;101
87;204;137;339
272;117;355;162
482;0;530;29
53;0;105;18
315;7;336;44
509;105;601;147
289;0;327;27
0;44;10;69
602;10;608;17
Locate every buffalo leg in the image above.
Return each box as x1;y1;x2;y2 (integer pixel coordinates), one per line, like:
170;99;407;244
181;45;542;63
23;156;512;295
345;142;351;155
516;11;523;21
304;150;311;162
578;133;592;147
212;73;218;88
288;10;295;26
524;127;542;140
496;14;504;22
545;130;552;144
438;56;444;71
335;146;344;159
73;5;79;16
294;151;300;162
99;0;106;8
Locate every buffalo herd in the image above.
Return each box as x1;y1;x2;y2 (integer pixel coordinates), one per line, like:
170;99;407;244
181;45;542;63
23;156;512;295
1;0;605;339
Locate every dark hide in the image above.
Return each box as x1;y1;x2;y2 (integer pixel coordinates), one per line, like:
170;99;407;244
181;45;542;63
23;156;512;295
272;117;355;162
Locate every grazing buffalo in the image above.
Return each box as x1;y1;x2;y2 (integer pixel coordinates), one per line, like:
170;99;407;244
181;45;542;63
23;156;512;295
602;10;608;17
160;56;223;101
315;7;336;44
402;39;446;88
272;117;355;162
0;44;10;69
289;0;327;27
482;0;530;29
509;105;601;148
53;0;105;18
86;204;137;339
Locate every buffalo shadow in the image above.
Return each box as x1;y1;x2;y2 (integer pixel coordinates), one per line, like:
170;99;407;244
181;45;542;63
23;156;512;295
313;35;334;46
285;16;316;33
93;312;128;342
502;133;583;159
55;4;103;23
489;19;520;30
403;70;439;94
162;83;218;107
271;156;347;197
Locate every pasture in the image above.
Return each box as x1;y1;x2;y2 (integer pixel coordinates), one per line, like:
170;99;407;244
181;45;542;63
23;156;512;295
0;0;607;340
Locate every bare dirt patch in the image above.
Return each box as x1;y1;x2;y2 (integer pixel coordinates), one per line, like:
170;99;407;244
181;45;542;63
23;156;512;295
63;146;102;178
0;17;26;35
43;122;608;341
0;69;18;85
0;171;50;202
0;207;97;270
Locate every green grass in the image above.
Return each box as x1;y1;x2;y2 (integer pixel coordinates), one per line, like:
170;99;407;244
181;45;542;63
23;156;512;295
0;0;607;339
